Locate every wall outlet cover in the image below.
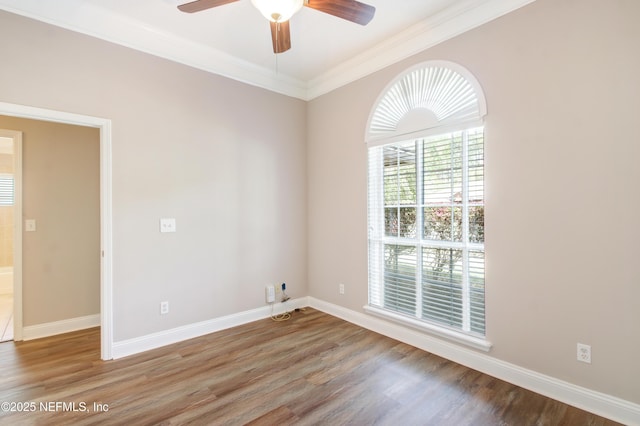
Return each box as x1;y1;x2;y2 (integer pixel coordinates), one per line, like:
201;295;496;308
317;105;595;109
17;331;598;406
577;343;591;364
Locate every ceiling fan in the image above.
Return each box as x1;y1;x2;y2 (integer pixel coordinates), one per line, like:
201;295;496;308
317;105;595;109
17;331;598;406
177;0;376;54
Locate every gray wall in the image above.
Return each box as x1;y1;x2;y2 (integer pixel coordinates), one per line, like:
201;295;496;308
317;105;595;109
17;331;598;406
0;10;308;341
307;0;640;404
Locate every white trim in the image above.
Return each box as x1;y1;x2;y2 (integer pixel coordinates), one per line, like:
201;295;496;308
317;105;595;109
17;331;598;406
12;130;21;341
112;297;309;359
365;119;485;148
308;297;640;426
0;0;536;100
99;120;113;361
0;101;113;360
0;0;307;100
363;305;491;352
307;0;537;100
22;314;100;341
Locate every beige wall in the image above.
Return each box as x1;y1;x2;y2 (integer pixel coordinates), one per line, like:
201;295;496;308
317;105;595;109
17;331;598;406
307;0;640;404
0;116;100;325
0;9;307;340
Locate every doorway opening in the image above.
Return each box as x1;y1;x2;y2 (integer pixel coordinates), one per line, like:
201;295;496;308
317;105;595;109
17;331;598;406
0;102;112;360
0;130;20;343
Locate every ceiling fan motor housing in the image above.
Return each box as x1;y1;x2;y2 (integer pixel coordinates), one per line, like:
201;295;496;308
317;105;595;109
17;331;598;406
251;0;304;22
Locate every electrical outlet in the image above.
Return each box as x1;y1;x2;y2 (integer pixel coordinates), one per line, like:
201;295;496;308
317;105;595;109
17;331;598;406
160;301;169;315
265;285;275;303
339;283;345;295
577;343;591;364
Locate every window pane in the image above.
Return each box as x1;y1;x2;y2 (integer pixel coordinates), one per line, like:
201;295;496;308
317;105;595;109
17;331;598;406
423;206;462;242
385;207;416;238
469;206;484;243
423;134;462;206
384;208;398;237
384;144;416;206
423;134;462;243
467;128;484;203
469;250;485;334
422;247;463;328
384;244;417;315
468;129;484;244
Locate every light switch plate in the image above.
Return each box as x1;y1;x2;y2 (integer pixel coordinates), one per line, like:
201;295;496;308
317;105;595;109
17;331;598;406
25;219;36;232
160;218;176;233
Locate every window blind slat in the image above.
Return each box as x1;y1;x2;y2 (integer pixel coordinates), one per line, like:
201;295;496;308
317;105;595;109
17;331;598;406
0;176;14;206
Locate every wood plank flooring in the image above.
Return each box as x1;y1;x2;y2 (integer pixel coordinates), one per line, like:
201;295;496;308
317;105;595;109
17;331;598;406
0;308;620;425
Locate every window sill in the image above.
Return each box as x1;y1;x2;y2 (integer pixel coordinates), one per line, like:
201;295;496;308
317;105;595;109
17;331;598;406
363;305;492;352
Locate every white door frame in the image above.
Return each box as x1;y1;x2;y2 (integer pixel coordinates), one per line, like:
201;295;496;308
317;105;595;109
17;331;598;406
0;102;113;360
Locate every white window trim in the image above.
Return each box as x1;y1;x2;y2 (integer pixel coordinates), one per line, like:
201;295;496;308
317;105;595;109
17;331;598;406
364;305;492;352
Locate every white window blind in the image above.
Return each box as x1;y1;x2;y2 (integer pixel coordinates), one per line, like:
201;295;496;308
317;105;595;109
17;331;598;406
368;128;485;337
0;176;14;206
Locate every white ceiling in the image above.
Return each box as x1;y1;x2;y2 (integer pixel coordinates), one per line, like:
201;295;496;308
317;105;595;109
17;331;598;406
0;0;535;99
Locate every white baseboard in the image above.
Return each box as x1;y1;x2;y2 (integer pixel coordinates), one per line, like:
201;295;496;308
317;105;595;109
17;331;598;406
307;297;640;426
112;297;309;360
22;314;100;341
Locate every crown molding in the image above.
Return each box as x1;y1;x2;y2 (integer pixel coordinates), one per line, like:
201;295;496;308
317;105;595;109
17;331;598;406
0;0;308;99
0;0;536;101
307;0;537;99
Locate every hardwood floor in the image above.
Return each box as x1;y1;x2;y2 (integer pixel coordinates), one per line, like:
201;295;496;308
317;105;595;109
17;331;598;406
0;308;620;425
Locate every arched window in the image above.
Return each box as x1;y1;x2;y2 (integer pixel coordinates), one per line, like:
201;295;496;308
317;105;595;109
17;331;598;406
365;61;489;350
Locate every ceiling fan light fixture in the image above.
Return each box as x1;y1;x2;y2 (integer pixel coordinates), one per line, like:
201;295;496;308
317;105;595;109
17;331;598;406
251;0;303;22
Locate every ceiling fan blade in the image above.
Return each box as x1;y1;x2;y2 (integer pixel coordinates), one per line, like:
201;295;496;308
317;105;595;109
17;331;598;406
178;0;240;13
270;20;292;54
304;0;375;25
